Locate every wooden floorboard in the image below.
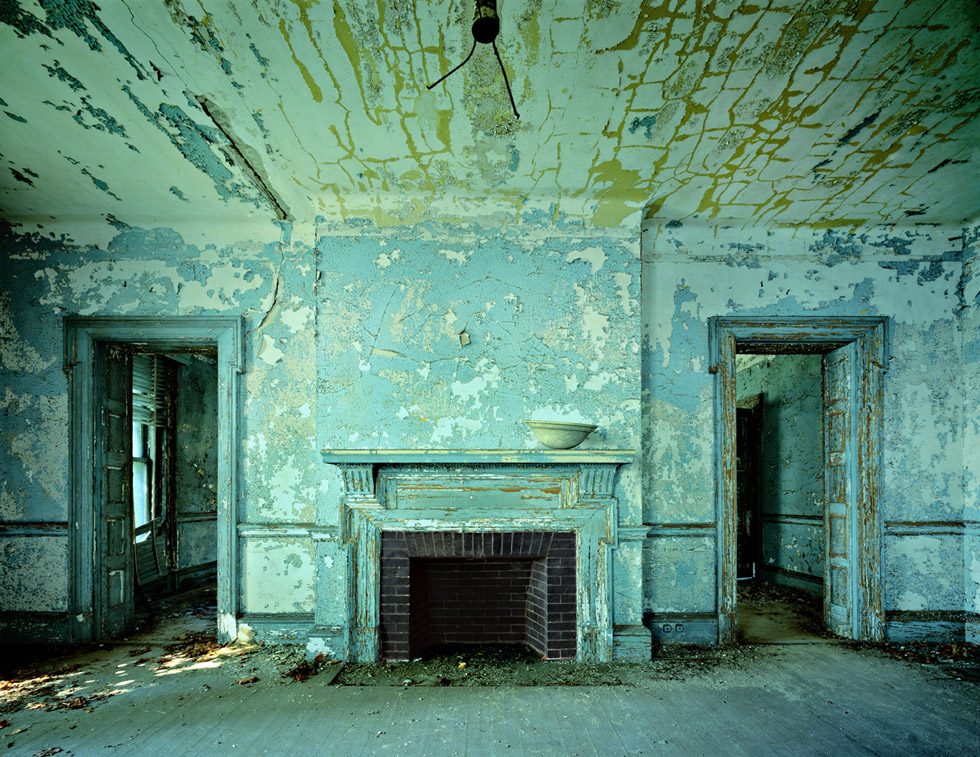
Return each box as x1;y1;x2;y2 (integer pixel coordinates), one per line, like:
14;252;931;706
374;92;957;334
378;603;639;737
3;643;978;756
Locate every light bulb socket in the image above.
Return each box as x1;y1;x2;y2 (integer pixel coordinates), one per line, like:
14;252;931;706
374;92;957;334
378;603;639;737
472;0;500;44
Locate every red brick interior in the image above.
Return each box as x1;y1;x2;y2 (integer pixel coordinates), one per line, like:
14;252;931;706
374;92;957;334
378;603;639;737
380;531;576;661
410;557;536;653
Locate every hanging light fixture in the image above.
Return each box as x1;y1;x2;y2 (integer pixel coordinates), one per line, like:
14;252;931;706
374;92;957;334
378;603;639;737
427;0;520;119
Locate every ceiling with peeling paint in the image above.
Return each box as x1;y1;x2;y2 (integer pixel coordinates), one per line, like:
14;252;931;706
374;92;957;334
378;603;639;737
0;0;978;229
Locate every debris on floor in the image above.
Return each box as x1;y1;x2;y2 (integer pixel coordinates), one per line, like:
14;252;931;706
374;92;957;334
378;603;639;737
737;579;826;638
333;643;761;687
162;631;221;661
284;653;340;682
845;639;980;682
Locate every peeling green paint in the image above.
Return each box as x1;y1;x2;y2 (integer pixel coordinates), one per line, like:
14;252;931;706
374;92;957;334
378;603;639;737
9;167;35;186
249;42;271;72
3;0;977;225
71;96;130;139
42;61;84;92
119;84;265;208
80;167;120;201
1;0;146;80
628;115;657;140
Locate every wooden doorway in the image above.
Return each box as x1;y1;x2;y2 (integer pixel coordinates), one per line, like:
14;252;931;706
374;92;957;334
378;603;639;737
64;317;243;643
709;317;888;644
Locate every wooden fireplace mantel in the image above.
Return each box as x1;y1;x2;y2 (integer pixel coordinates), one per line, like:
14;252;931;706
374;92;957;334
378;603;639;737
317;447;638;663
320;448;634;465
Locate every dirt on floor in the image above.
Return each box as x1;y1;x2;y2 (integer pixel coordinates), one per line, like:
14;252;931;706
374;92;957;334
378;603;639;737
843;638;980;683
2;584;977;707
737;578;827;636
334;643;767;687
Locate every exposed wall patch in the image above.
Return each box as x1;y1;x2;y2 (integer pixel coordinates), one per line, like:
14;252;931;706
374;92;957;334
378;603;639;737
194;96;291;221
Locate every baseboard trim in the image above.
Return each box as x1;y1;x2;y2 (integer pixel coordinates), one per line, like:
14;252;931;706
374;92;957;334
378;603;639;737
307;626;346;659
613;624;652;660
176;513;218;524
0;521;69;537
967;616;980;644
758;566;822;594
645;613;718;644
884;611;978;643
238;613;315;644
0;611;70;642
137;562;217;594
175;562;218;585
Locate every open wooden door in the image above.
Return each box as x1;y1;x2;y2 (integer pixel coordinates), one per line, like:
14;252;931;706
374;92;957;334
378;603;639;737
822;343;857;638
95;343;135;638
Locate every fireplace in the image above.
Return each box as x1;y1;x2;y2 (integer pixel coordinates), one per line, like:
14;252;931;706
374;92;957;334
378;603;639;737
380;531;576;660
319;449;636;662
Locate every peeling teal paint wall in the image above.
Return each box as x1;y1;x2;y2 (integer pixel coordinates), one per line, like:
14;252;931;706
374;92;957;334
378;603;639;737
0;219;323;625
736;354;824;589
311;221;643;634
1;213;977;645
315;223;640;451
0;217;645;643
641;221;978;633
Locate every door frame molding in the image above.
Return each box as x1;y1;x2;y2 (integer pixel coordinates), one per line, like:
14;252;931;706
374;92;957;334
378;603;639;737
64;317;244;643
708;316;889;644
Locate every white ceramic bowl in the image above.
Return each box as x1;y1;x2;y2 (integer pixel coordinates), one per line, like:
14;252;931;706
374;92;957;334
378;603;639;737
525;420;597;449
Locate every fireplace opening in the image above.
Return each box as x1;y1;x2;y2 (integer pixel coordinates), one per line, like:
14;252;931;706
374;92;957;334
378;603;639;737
380;531;576;661
409;556;546;657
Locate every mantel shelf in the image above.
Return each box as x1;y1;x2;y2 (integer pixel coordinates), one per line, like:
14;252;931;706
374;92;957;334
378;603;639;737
320;449;634;465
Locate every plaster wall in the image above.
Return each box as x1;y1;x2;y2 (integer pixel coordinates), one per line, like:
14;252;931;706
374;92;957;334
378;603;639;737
0;217;644;644
1;213;975;645
641;221;976;636
0;219;321;628
736;354;824;587
311;221;643;635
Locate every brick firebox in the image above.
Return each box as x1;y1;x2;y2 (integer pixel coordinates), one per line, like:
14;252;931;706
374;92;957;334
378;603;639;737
380;531;577;660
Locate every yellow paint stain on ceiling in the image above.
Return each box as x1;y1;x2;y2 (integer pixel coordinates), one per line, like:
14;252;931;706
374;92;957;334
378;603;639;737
0;0;977;228
279;17;324;103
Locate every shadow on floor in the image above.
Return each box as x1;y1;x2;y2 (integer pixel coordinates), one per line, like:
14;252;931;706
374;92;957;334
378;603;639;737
737;579;827;644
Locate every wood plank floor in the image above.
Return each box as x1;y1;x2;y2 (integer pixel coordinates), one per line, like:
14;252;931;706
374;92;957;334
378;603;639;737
1;590;976;756
2;642;977;756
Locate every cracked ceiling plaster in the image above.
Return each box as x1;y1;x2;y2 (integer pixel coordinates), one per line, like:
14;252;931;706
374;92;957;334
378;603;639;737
0;0;978;230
